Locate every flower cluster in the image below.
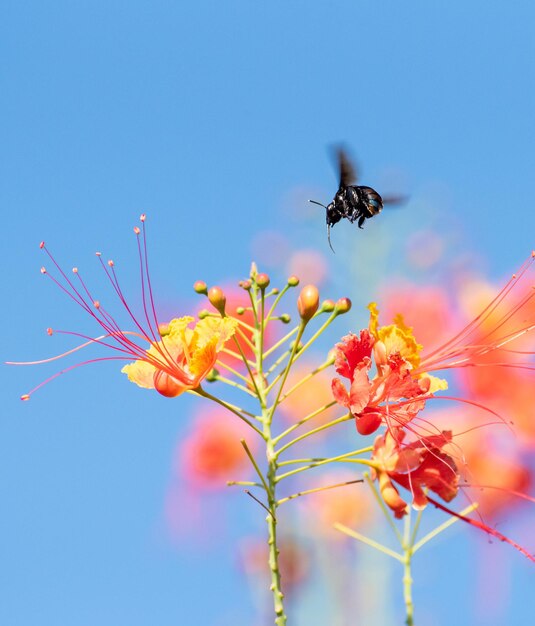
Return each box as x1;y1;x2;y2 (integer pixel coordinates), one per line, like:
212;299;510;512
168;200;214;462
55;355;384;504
11;215;535;626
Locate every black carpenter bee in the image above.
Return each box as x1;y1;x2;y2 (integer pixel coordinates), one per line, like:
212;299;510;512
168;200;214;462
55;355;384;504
310;148;404;252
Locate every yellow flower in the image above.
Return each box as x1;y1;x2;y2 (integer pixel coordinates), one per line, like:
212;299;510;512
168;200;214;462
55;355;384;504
122;316;237;397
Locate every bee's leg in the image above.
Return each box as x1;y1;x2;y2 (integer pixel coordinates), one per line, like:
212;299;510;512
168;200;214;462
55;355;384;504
358;215;366;229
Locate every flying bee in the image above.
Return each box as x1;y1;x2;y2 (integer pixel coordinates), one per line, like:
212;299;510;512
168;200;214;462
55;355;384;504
310;148;405;252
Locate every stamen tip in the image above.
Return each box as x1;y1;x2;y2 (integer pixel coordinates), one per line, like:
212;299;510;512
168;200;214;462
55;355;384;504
93;300;100;309
40;267;47;274
21;394;30;401
140;213;146;222
95;252;101;257
133;226;140;235
108;260;114;267
46;327;53;336
72;267;78;273
39;241;45;249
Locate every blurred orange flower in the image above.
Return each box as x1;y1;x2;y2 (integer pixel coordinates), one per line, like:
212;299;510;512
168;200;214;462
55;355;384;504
301;471;376;537
178;408;257;489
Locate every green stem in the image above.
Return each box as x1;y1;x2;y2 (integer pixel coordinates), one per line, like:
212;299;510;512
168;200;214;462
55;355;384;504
263;327;300;360
193;388;264;437
277;446;373;467
402;515;414;626
277;357;335;403
364;473;404;544
334;523;404;562
277;478;363;506
267;323;305;422
276;454;371;483
273;400;339;445
275;413;353;457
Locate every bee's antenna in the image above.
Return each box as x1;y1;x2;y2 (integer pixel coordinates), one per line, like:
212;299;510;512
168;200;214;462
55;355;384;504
309;200;335;253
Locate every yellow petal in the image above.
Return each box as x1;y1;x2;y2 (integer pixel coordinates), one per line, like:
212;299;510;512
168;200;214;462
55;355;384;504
121;359;156;389
422;374;449;393
378;324;422;369
189;338;218;377
368;302;380;338
194;316;238;349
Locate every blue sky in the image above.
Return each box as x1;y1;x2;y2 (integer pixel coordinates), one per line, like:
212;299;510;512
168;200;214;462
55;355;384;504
3;2;535;625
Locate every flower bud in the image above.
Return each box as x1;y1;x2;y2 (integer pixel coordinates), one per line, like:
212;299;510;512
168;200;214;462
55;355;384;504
297;285;319;322
321;299;336;313
239;279;252;291
208;286;226;314
335;297;352;314
193;280;208;295
256;273;270;289
279;313;291;324
236;306;245;315
287;275;300;287
206;368;219;382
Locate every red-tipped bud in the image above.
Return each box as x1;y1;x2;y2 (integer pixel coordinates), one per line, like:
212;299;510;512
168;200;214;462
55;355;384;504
321;299;336;313
46;328;53;336
208;286;226;314
335;297;352;314
21;394;30;401
297;285;320;322
256;273;270;289
193;280;208;295
153;370;182;398
287;275;299;287
239;279;252;291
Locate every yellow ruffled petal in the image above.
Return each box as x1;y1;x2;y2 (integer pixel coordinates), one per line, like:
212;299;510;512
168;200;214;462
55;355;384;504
189;337;218;377
368;304;422;369
194;316;238;349
121;359;156;389
167;316;195;341
422;374;449;393
368;302;380;338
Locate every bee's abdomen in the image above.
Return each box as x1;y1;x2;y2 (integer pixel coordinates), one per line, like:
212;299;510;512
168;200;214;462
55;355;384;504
356;186;383;216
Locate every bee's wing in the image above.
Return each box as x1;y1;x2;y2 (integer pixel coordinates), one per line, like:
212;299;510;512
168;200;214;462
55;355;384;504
334;147;358;187
381;194;408;206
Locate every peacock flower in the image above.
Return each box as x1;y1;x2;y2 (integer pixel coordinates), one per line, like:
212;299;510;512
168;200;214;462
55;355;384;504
121;315;237;397
11;215;237;400
332;252;535;438
371;428;459;519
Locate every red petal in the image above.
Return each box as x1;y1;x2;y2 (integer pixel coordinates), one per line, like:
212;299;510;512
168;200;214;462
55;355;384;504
331;378;350;407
